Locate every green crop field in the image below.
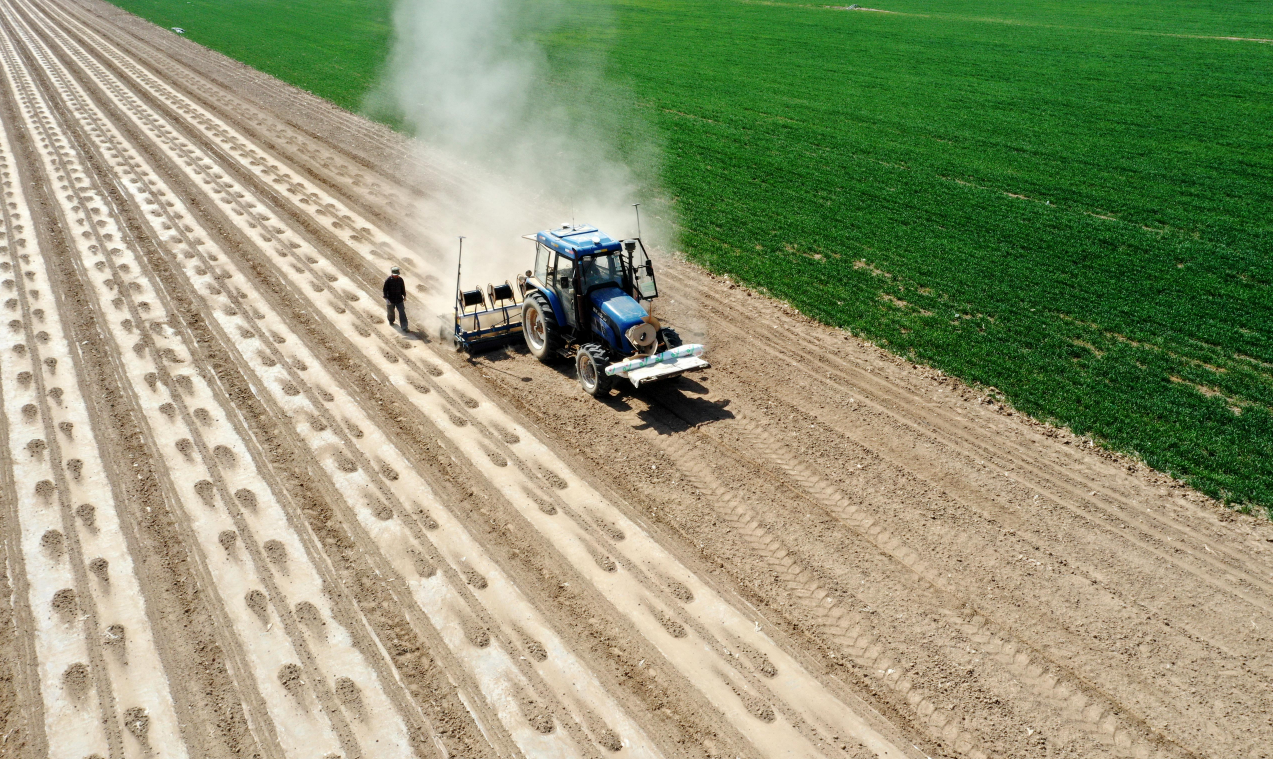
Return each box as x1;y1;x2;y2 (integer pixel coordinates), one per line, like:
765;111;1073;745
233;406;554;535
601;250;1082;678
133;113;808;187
105;0;1273;513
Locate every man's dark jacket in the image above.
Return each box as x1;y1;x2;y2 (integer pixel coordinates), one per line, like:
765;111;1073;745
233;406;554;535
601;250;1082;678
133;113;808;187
383;275;406;303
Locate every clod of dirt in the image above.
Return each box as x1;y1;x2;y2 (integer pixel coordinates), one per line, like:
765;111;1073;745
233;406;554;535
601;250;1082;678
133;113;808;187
65;458;83;480
194;479;215;507
27;438;47;458
282;382;300;396
463;567;488;590
270;332;286;344
524;489;556;516
123;706;150;746
76;502;96;528
379;463;399;481
277;663;306;703
143;372;158;390
425;365;444;378
371;499;394;521
259;353;278;367
263;540;287;572
193;407;212;425
665;578;694;604
446;410;468;427
593;517;626;542
62;662;90;700
175;438;194;458
651;607;687;639
31;309;43;322
245;589;269;623
733;686;776;723
158;402;176;418
41;529;64;559
515;689;555;734
487;450;508;468
158;348;184;364
409;379;429;394
12;343;25;356
21;403;37;421
334;677;364;719
173;374;194;396
218;530;237;552
58;421;73;439
316;388;334;402
16;370;31;388
291;358;307;371
89;558;109;584
414;505;440;530
595;727;623;752
234;488;257;511
464;617;491;648
43;357;56;374
104;624;126;660
295;601;325;638
344;419;364;438
34;330;48;343
520;633;548;663
333;452;358;472
52;588;78;621
538;467;568;490
212;445;236;468
34;478;54;500
410;551;436;578
46;386;62;404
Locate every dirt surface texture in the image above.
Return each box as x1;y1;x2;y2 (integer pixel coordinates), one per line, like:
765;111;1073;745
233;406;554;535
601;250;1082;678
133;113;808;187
0;1;1270;757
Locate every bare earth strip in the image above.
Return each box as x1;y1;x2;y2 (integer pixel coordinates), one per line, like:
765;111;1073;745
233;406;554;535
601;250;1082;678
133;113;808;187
0;1;1269;758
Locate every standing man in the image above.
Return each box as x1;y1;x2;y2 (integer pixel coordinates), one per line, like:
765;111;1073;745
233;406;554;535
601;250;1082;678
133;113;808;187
383;266;408;331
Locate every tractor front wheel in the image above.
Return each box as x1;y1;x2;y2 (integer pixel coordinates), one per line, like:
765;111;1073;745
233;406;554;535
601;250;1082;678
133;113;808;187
576;343;614;398
522;292;562;362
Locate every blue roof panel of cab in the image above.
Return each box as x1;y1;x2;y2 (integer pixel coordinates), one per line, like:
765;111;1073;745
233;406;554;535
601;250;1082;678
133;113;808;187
535;225;622;260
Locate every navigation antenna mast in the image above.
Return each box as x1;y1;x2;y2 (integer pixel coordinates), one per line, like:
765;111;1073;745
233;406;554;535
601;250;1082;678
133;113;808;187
452;235;465;337
632;203;642;240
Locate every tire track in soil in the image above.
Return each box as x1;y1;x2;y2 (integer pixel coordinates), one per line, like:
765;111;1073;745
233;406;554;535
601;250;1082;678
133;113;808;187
15;5;666;752
660;265;1273;616
652;265;1273;748
12;7;936;759
652;390;1186;759
0;5;365;755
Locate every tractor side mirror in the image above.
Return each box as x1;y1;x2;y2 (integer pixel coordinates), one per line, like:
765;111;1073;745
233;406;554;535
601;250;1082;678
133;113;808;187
644;262;654;277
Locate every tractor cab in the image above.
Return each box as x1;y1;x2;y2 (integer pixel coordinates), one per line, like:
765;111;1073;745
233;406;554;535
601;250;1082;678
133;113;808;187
516;224;707;397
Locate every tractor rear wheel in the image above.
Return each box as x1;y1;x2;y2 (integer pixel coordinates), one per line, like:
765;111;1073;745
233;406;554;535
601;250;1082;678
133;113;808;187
522;292;562;362
576;343;614;398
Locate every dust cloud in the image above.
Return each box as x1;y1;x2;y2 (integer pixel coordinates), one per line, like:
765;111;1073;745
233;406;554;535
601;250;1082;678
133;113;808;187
367;0;663;319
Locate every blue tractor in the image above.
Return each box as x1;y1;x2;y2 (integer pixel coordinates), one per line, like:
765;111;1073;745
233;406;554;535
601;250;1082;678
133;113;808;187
514;224;708;397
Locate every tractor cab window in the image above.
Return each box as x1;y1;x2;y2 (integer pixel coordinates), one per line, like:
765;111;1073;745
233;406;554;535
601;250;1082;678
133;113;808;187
553;254;578;326
581;253;624;293
533;243;550;283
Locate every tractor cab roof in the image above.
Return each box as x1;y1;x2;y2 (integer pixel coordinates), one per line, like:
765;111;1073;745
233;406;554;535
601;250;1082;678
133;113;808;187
535;224;623;260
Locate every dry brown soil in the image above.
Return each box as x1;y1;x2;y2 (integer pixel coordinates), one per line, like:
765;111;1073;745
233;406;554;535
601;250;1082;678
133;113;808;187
0;0;1270;757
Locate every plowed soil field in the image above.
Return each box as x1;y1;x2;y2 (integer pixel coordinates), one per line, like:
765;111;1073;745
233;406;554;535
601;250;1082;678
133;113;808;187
0;1;1270;758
